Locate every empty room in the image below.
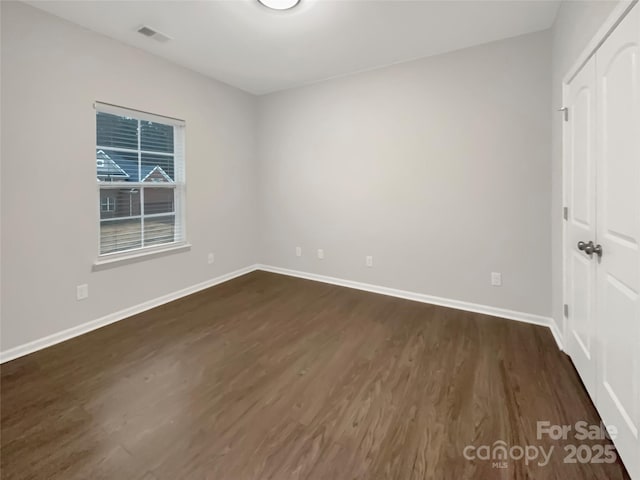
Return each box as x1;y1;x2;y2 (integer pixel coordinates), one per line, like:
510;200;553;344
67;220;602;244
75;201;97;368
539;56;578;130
1;0;638;478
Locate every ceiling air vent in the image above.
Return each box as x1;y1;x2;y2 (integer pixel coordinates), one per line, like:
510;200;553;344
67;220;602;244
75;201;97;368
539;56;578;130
136;25;172;43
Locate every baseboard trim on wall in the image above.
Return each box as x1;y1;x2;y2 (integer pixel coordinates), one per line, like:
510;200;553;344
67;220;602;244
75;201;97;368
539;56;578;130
257;264;563;351
549;322;564;352
1;263;564;363
0;264;260;364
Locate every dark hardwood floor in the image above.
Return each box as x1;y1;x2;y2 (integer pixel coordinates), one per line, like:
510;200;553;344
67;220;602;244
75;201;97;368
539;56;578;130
0;271;630;479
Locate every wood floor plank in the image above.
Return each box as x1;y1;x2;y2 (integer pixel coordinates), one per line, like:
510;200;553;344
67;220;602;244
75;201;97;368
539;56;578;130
0;271;631;479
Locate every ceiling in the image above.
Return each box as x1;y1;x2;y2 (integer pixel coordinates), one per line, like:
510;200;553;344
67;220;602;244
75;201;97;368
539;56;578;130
26;0;561;95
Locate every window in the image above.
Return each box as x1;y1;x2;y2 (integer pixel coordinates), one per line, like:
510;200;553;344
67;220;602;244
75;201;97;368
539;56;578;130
100;196;115;213
95;103;186;256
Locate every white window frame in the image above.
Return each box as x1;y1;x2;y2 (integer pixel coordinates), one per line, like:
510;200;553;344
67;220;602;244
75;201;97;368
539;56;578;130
100;196;116;213
94;102;188;266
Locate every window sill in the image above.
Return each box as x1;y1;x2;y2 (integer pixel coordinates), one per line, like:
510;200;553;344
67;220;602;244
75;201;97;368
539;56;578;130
92;242;191;271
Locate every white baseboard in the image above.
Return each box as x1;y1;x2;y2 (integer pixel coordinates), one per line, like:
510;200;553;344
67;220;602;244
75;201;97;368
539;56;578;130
257;264;563;350
0;264;260;364
1;263;564;363
549;322;565;352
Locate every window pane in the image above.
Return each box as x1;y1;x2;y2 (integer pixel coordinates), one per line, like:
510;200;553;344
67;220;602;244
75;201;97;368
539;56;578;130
96;107;184;257
144;188;174;215
144;215;175;247
100;218;142;254
141;153;174;182
141;121;174;153
97;149;140;182
99;188;141;220
97;112;138;150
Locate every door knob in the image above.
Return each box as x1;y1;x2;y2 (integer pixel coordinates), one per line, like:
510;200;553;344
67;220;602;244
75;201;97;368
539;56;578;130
593;244;603;258
577;241;603;258
577;240;595;255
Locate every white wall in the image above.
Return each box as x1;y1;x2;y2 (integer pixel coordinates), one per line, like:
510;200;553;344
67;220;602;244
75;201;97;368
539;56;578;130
1;2;563;357
0;2;258;352
257;31;552;317
549;0;621;334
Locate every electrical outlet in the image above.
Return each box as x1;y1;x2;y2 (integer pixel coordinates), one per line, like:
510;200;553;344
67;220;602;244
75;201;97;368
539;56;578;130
76;284;89;301
317;249;324;260
296;246;302;257
366;256;373;267
208;253;215;264
491;272;502;287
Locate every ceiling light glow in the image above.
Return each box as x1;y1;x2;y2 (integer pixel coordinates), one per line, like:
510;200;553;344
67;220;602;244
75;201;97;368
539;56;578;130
258;0;300;11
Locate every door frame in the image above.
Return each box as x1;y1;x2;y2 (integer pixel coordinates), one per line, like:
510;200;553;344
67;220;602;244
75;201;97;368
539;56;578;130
561;0;638;346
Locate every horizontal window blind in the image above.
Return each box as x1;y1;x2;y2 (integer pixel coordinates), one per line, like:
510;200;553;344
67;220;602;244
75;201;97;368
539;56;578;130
95;104;186;256
94;102;186;127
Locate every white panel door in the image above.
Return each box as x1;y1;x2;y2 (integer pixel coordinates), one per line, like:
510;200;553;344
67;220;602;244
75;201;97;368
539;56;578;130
565;55;598;396
595;4;640;478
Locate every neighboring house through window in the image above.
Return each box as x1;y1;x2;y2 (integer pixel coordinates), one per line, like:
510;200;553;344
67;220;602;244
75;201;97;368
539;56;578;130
96;103;186;256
